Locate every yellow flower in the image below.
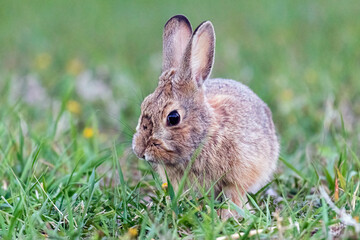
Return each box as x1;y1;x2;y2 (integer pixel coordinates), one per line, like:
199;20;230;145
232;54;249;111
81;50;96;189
83;127;94;138
280;89;294;102
162;182;168;190
66;58;84;76
34;53;52;70
128;228;138;238
66;100;81;114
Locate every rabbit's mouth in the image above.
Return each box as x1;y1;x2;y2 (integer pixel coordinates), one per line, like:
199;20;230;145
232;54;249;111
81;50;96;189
144;153;155;162
144;145;184;166
144;147;172;162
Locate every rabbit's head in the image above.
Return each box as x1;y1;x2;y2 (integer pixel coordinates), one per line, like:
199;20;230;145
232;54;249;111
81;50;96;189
132;15;216;166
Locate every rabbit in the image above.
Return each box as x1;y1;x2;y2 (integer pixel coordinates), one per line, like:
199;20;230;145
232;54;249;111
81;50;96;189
132;15;279;218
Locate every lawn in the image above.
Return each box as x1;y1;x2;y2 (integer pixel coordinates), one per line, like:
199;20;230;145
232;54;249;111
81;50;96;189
1;0;360;239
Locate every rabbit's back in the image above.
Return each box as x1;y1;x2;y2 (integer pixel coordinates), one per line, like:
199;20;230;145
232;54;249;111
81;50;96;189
205;78;265;109
205;78;275;137
204;78;279;192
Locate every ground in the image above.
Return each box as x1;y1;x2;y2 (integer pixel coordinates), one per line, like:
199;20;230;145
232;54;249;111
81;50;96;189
0;0;360;239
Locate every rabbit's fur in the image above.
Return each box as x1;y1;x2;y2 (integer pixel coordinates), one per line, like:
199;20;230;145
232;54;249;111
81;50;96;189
132;15;279;218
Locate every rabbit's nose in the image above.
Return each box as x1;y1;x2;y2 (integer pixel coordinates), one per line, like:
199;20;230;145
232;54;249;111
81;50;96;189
133;146;145;159
132;135;146;159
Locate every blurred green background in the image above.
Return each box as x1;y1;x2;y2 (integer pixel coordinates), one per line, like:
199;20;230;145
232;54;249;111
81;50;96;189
1;0;360;169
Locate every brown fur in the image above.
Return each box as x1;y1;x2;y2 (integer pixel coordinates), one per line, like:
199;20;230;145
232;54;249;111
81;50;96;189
132;15;279;219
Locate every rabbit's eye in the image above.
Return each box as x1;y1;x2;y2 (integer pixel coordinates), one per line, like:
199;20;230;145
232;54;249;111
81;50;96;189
167;110;180;126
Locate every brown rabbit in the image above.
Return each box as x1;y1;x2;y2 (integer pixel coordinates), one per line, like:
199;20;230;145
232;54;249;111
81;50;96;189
132;15;279;218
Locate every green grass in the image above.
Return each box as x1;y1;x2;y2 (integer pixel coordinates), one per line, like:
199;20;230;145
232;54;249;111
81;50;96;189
1;0;360;239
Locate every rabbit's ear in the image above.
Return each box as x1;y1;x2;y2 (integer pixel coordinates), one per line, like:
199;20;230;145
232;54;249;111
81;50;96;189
179;21;215;88
162;15;192;72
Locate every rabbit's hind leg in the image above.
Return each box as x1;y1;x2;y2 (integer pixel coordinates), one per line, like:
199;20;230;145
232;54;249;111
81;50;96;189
218;184;246;220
